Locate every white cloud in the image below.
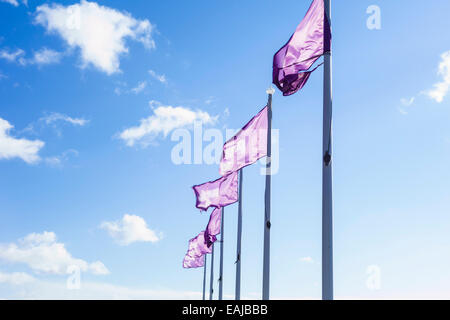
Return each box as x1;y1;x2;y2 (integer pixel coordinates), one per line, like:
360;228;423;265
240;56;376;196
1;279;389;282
148;100;161;108
119;104;216;147
0;231;109;275
400;97;415;107
30;48;62;66
101;214;161;246
0;117;44;164
299;256;314;263
0;47;61;66
130;81;147;94
44;149;79;167
40;112;88;126
0;48;25;63
0;272;35;285
0;0;19;7
205;96;215;105
114;80;148;95
21;113;87;141
44;156;62;167
0;279;201;299
425;51;450;103
148;69;167;84
35;0;155;74
114;87;122;95
89;261;109;275
398;97;415;115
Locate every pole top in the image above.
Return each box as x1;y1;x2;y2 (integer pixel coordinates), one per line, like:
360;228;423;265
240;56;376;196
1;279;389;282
266;87;275;95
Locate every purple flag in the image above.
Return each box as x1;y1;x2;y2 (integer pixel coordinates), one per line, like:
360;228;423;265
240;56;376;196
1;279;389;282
186;231;212;257
219;106;268;176
272;0;331;96
205;207;221;247
193;172;238;211
183;253;205;269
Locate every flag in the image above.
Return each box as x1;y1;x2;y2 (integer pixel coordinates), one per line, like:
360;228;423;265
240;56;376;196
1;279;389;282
183;253;205;269
272;0;331;96
219;106;268;176
183;208;222;269
186;231;212;257
205;207;221;247
193;172;238;211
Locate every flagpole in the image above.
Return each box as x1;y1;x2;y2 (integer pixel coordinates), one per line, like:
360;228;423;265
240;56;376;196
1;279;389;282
235;168;243;300
262;88;274;300
210;244;215;300
218;207;224;300
202;254;207;300
322;0;334;301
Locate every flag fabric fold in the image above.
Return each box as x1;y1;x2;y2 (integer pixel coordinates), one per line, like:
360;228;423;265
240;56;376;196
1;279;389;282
183;207;223;269
183;231;212;269
187;231;212;257
272;0;331;96
193;172;238;211
183;253;205;269
205;207;222;247
219;106;268;176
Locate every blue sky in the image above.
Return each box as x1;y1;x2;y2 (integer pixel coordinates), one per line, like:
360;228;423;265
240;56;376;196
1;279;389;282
0;0;450;299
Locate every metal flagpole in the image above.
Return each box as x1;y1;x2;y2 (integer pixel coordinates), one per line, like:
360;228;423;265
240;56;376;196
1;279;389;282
218;207;224;300
262;87;274;300
322;0;334;301
235;169;243;300
202;254;207;300
210;243;215;300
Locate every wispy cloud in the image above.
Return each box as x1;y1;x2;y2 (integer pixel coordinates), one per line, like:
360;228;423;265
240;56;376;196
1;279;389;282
204;96;215;105
20;113;88;140
0;272;35;285
0;47;62;66
30;48;62;66
0;278;202;299
0;48;25;63
115;81;148;95
398;97;415;115
401;51;450;109
400;97;415;107
299;256;314;263
45;149;79;167
130;81;147;94
0;117;44;164
148;100;161;108
0;0;27;6
148;69;167;84
118;103;216;147
424;50;450;103
101;214;161;246
40;112;88;126
35;0;155;74
0;231;109;275
0;0;19;7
